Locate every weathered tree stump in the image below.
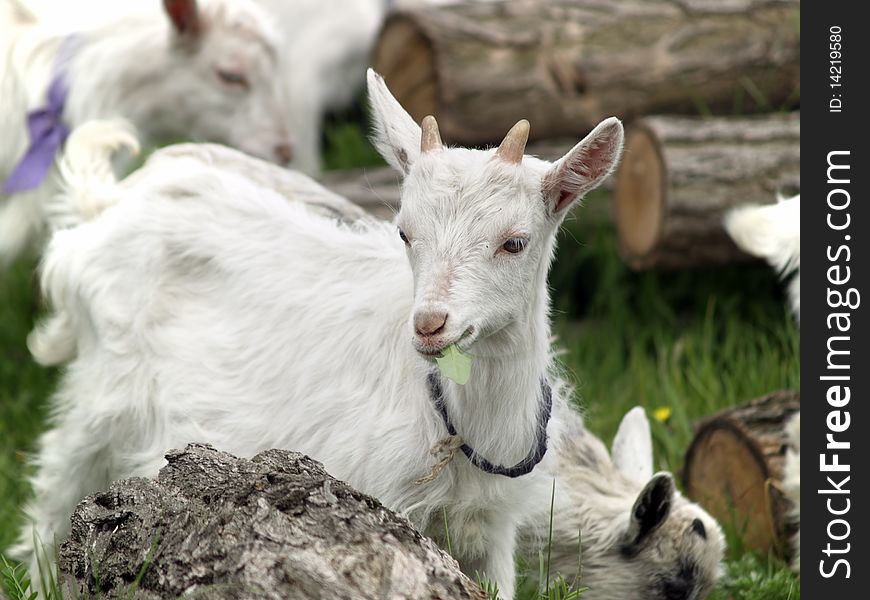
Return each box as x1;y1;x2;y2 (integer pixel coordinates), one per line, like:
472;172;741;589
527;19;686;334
58;444;486;600
612;113;800;269
683;391;800;556
373;0;800;146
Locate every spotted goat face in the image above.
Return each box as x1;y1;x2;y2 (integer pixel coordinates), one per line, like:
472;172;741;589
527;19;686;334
616;473;725;600
366;70;623;359
608;409;725;600
519;409;724;597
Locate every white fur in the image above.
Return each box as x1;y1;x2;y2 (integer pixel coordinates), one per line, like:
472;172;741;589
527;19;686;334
610;406;653;485
522;408;725;600
28;125;370;368
783;412;800;573
12;72;624;599
257;0;386;174
23;0;504;175
724;194;800;322
0;0;291;262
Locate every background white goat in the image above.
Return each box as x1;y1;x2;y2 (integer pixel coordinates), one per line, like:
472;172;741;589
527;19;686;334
260;0;505;172
521;407;724;600
725;195;800;574
22;0;499;175
0;0;292;262
11;71;624;598
724;194;800;322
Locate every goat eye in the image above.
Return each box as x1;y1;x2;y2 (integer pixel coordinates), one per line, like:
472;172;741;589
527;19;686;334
216;68;249;89
398;228;410;245
501;237;528;254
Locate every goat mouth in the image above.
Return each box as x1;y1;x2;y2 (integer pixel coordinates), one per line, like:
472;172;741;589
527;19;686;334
415;327;476;358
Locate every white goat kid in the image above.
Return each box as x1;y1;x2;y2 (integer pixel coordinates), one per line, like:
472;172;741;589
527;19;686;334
13;71;624;598
521;408;725;600
724;194;800;322
0;0;291;262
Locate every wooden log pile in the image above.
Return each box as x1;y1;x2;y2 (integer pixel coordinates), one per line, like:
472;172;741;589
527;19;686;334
374;0;800;146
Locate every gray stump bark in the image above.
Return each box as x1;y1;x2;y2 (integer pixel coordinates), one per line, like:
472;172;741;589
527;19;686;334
58;444;486;600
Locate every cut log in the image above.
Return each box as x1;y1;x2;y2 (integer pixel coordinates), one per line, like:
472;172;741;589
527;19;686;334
373;0;800;146
58;444;486;600
613;113;800;269
683;391;800;557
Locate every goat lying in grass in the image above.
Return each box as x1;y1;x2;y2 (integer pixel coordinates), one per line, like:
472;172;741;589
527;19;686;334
0;0;292;263
521;407;724;600
724;194;800;322
12;71;623;598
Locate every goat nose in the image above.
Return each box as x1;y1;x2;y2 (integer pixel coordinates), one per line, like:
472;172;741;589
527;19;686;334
274;143;293;165
663;579;691;600
414;312;448;336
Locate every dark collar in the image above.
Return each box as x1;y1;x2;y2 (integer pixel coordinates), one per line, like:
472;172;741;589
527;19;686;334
427;372;553;478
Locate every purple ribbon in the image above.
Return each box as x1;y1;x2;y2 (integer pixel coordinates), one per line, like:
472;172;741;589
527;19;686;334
3;44;72;194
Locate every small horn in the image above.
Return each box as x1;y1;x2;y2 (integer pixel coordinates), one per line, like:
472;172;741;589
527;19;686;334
495;119;530;164
421;115;443;153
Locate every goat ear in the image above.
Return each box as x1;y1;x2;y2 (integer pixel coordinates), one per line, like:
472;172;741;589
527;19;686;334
366;69;421;175
543;117;624;216
627;473;674;544
612;406;654;485
164;0;201;38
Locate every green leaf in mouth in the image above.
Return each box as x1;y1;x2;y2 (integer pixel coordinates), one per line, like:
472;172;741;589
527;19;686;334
435;344;473;385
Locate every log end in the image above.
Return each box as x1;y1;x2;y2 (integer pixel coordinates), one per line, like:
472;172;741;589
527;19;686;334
373;13;438;127
683;392;800;556
613;125;666;267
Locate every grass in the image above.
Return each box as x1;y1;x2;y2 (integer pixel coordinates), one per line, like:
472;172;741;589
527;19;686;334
1;555;37;600
547;216;801;600
0;259;56;552
550;216;800;472
0;122;799;598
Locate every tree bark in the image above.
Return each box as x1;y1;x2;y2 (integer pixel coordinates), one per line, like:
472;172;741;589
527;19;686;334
612;112;800;269
373;0;800;146
682;391;800;557
58;444;486;600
